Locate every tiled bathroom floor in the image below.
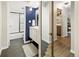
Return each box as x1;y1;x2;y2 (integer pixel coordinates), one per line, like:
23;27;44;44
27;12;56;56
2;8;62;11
1;38;26;57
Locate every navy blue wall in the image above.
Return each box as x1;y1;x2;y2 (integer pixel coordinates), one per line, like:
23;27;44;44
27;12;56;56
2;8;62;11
25;7;37;41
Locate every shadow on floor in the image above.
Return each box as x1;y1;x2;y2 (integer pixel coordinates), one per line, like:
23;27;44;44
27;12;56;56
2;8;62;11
41;40;48;57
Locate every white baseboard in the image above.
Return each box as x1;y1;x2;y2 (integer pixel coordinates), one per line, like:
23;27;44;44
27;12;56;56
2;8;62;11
42;39;51;44
61;35;68;37
24;40;31;44
10;33;24;40
53;36;57;42
70;49;75;54
0;46;9;56
0;49;2;56
54;38;57;41
1;46;9;50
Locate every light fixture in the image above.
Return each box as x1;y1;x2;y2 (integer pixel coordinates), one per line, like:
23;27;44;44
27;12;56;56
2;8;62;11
64;2;71;8
29;8;32;11
64;2;69;5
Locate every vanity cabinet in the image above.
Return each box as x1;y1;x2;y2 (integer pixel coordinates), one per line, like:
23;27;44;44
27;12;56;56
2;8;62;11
30;26;40;44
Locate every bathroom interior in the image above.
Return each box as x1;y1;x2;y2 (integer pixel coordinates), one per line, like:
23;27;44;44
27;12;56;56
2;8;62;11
1;1;40;57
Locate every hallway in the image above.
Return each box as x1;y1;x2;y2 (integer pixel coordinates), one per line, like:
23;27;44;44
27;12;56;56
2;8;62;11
1;38;26;57
45;36;74;57
54;36;74;57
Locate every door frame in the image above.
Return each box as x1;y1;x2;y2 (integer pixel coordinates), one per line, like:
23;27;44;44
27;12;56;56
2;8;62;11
39;1;42;57
52;1;73;57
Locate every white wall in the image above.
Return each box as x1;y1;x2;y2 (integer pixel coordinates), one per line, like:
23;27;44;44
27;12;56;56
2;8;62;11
0;2;8;55
42;2;50;43
71;1;75;54
53;2;57;41
7;2;26;40
61;7;68;37
0;2;2;55
1;1;8;49
62;4;71;37
49;2;53;43
71;1;79;56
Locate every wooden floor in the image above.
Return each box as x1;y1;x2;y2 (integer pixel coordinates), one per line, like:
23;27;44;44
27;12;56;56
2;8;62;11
44;36;74;57
54;36;74;57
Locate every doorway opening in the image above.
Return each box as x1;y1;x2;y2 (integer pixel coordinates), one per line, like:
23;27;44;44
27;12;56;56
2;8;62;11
1;1;40;57
53;1;74;57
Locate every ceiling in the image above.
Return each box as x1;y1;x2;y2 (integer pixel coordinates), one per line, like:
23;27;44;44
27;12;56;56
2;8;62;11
54;1;71;8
